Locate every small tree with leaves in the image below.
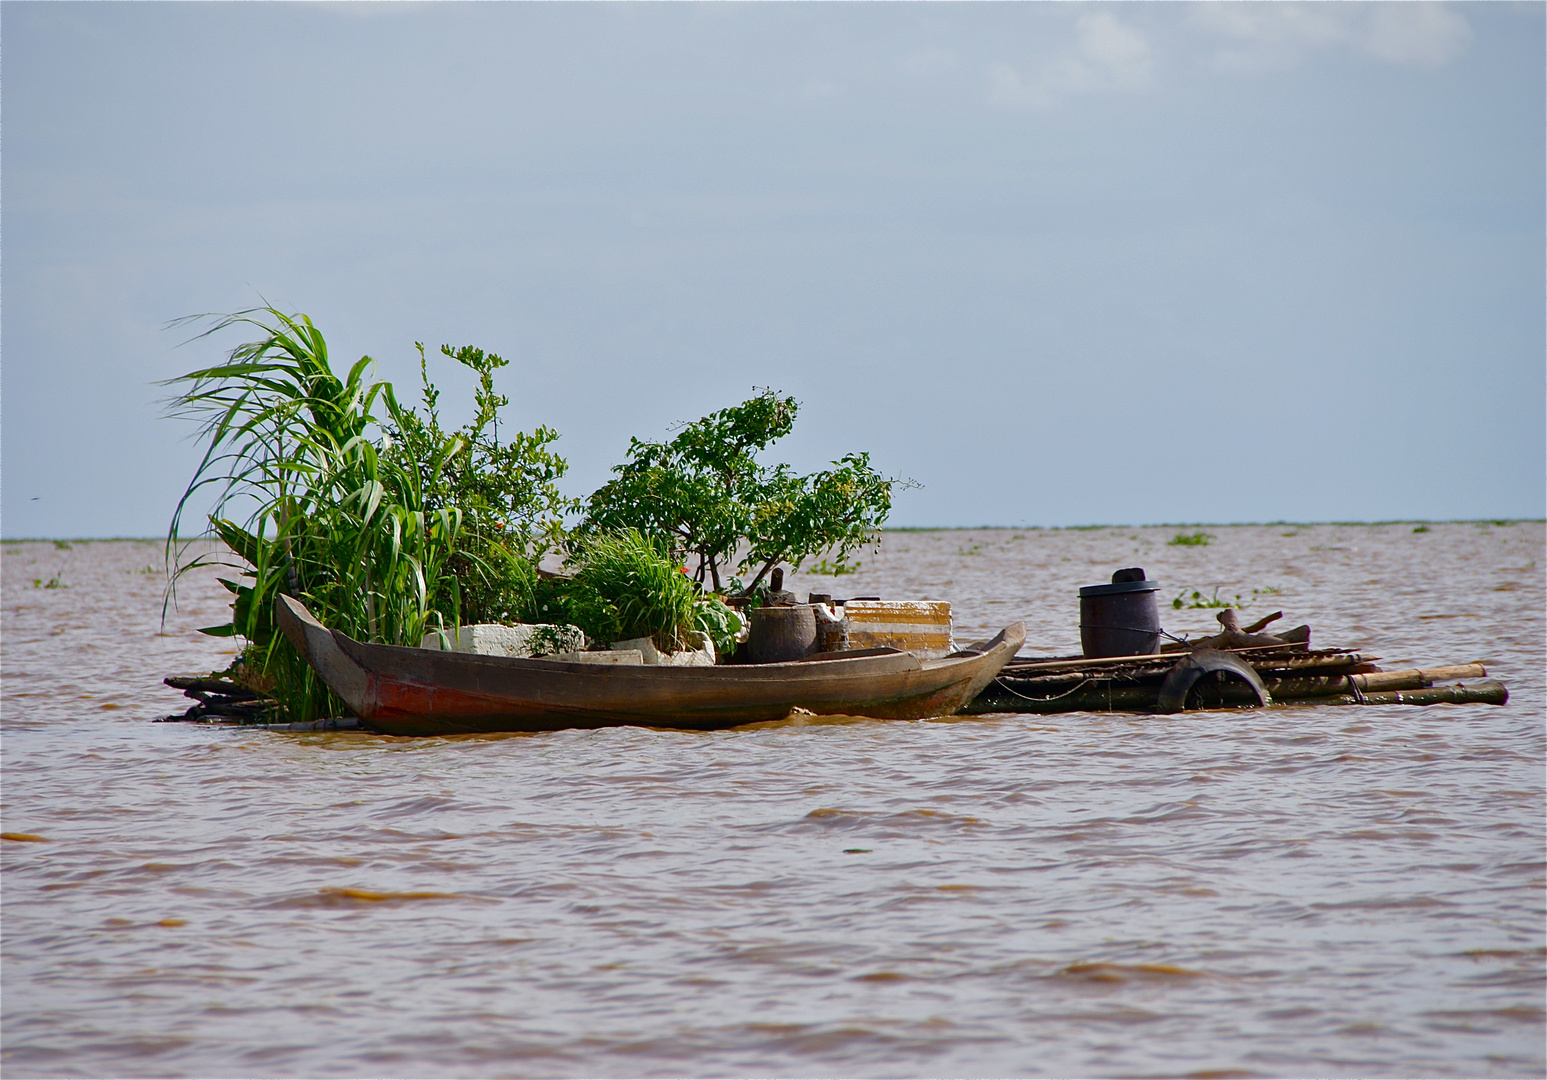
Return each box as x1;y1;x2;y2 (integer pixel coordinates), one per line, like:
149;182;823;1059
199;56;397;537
580;390;906;594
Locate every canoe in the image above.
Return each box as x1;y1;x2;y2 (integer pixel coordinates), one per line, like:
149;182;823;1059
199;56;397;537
276;594;1024;736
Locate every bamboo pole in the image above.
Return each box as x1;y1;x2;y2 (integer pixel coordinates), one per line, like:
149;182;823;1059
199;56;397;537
1352;664;1485;690
1000;643;1363;676
1253;664;1488;698
966;667;1502;715
998;655;1405;692
1312;680;1508;708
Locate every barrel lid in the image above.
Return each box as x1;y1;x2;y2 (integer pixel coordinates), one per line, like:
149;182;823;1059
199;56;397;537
1079;579;1160;597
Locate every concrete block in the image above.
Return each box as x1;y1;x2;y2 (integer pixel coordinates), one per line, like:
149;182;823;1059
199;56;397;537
551;649;644;665
419;623;586;658
610;636;662;664
611;631;716;667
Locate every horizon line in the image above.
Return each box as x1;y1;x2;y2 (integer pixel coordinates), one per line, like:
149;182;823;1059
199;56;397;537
3;517;1543;545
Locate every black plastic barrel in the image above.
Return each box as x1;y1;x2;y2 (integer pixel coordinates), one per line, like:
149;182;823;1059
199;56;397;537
1079;569;1161;658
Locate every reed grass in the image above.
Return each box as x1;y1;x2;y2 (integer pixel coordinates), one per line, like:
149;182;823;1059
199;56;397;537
164;308;555;721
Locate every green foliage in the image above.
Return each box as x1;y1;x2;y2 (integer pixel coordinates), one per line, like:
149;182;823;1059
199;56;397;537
809;557;860;576
725;577;769;610
1172;586;1239;610
386;342;574;624
562;529;700;652
523;624;587;657
164;307;569;721
691;597;744;658
739;453;896;591
1412;524;1431;533
1168;530;1215;547
580;390;905;594
1171;585;1282;610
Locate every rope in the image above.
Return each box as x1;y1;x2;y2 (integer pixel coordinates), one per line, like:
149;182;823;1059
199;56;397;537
991;676;1095;703
1345;675;1368;704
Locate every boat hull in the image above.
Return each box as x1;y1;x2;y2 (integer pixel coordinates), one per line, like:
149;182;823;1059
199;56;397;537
276;595;1023;735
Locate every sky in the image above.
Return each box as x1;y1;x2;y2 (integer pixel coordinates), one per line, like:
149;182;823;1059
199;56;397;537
3;1;1543;538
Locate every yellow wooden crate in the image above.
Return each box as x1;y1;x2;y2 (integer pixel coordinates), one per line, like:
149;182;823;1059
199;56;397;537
842;600;955;659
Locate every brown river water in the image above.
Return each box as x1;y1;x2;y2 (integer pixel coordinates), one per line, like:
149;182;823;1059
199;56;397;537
3;523;1543;1079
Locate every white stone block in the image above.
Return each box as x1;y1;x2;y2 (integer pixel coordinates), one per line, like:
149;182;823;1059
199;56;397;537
611;631;716;667
662;631;716;667
551;649;644;665
611;636;662;664
419;623;586;658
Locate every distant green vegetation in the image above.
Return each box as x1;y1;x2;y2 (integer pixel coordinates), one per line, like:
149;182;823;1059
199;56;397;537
0;537;163;545
1172;585;1282;610
1173;587;1235;609
1168;530;1214;547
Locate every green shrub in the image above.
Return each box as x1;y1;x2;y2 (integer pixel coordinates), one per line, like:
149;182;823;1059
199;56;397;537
809;557;860;576
387;343;573;624
165;308;570;721
564;530;700;652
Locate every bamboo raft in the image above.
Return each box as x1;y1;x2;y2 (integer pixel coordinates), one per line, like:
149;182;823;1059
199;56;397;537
966;645;1506;715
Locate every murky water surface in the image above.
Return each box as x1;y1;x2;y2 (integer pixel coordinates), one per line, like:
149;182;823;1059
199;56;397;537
3;524;1543;1078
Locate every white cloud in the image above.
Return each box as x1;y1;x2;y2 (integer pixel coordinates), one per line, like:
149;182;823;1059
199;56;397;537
1078;10;1156;88
1364;3;1471;67
989;11;1154;109
1190;1;1471;73
1190;3;1346;71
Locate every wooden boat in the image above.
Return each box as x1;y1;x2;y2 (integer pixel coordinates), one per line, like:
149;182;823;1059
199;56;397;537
276;594;1025;736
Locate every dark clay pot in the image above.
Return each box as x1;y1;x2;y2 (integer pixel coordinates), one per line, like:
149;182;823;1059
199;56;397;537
747;605;818;663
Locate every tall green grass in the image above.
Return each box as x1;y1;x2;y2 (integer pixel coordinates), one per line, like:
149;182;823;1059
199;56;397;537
165;308;560;721
562;530;700;652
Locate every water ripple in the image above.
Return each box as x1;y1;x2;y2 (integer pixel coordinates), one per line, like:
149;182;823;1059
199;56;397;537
2;526;1543;1077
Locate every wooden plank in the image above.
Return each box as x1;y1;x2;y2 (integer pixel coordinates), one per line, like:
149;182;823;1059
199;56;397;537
843;600;955;659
